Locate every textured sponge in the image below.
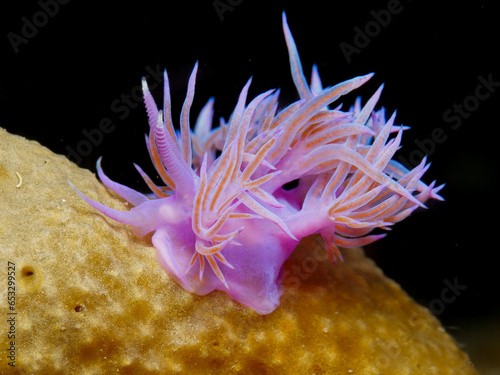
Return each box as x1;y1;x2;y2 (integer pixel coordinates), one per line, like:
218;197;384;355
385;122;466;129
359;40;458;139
0;128;477;374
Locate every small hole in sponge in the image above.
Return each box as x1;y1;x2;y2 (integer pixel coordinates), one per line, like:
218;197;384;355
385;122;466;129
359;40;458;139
21;266;35;277
18;263;42;291
74;305;85;312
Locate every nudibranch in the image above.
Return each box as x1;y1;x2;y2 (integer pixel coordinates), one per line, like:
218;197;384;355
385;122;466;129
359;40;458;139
71;13;443;314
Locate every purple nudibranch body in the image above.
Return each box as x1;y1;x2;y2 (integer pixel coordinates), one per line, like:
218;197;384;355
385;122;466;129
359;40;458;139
71;13;443;314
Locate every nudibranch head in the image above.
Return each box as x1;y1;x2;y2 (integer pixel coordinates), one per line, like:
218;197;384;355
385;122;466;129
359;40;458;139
71;13;443;314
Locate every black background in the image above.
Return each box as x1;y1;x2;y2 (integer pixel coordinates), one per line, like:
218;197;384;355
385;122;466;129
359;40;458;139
1;0;499;367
